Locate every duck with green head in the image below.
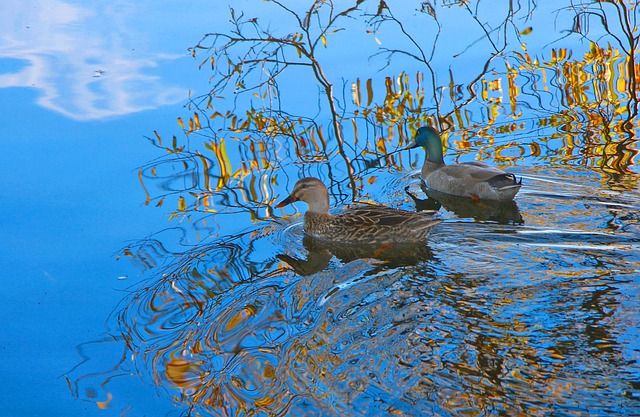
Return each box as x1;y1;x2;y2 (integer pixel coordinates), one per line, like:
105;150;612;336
276;177;442;244
406;126;522;201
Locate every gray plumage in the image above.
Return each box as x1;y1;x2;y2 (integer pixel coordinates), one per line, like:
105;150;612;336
406;126;522;201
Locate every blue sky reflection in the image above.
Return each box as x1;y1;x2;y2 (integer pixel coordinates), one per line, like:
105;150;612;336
0;0;199;120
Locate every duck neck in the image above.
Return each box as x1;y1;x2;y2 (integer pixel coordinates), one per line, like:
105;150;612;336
425;140;444;165
305;192;330;214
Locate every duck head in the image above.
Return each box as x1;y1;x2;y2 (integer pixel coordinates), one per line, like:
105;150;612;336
406;126;445;165
275;177;330;213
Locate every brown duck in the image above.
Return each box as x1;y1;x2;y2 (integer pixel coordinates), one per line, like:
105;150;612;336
276;177;442;244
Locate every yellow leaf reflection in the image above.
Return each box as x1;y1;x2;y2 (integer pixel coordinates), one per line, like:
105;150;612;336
165;358;204;394
519;27;533;35
96;392;112;409
352;80;361;107
144;2;640;220
255;396;275;407
138;168;150;206
224;304;258;332
193;112;201;130
153;130;163;147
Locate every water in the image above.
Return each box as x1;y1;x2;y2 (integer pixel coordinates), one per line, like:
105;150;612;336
87;164;639;416
2;1;640;416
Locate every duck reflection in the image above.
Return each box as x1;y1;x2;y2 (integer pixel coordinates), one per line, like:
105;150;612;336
277;234;433;276
407;184;524;225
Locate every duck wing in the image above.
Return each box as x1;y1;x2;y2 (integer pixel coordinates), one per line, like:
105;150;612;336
440;162;520;188
326;206;442;243
340;206;434;226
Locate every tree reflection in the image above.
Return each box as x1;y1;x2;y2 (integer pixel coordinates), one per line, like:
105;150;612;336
79;1;640;416
139;0;637;225
106;223;639;416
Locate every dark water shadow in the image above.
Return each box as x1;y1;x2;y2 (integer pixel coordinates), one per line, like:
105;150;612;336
277;234;434;276
405;183;524;225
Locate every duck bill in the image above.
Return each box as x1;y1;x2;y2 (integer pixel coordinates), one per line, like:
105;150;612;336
275;194;297;208
404;140;419;150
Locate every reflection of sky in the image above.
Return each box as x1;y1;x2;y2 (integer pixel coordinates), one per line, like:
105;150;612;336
0;0;595;122
1;2;636;415
0;0;583;122
0;0;206;120
0;2;235;414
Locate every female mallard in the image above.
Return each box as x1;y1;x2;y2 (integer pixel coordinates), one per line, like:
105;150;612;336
275;177;441;244
407;126;522;201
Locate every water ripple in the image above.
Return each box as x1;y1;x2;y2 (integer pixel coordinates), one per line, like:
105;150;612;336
102;166;640;416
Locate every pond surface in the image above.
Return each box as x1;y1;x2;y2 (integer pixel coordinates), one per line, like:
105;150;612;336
2;1;639;416
105;164;640;416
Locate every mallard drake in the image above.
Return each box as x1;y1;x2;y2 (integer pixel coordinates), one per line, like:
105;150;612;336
406;126;522;201
275;177;441;244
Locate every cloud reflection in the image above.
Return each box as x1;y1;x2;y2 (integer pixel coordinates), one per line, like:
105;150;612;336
0;0;186;120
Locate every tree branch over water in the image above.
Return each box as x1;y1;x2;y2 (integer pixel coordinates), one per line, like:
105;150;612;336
141;0;639;224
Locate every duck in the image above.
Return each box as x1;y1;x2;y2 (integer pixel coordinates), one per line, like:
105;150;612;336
275;177;442;244
406;126;522;201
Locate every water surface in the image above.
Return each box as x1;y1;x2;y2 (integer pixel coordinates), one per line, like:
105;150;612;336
2;1;639;416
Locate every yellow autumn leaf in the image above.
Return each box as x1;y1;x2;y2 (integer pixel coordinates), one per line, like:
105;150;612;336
376;137;387;153
193;112;201;130
316;126;326;147
481;81;489;101
366;78;373;106
519;27;532;35
196;152;211;191
153;130;162;146
165;358;202;389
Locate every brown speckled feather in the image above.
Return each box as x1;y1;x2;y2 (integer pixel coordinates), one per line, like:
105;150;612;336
276;177;442;244
304;206;442;244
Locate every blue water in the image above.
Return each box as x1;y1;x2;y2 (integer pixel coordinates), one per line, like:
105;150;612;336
1;1;639;416
0;1;215;415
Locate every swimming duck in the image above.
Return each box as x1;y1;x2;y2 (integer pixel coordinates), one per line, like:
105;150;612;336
406;126;522;201
275;177;441;244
